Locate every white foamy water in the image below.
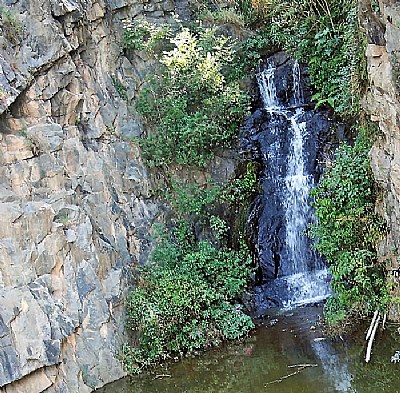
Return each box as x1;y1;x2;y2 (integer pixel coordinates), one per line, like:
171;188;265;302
257;60;331;307
257;63;280;111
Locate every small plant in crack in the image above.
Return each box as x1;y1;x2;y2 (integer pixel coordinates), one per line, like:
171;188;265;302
0;6;23;43
111;76;128;101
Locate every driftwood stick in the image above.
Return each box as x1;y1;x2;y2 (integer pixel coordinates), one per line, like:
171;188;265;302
154;374;171;379
265;368;306;386
366;310;379;341
265;364;318;386
382;313;387;330
365;315;381;363
288;364;318;368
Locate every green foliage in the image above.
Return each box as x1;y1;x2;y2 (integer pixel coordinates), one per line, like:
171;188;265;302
167;179;222;218
199;8;246;27
122;226;253;373
167;163;257;220
309;125;387;324
371;0;380;13
121;20;255;374
239;0;365;117
134;27;250;167
222;162;258;204
123;19;172;53
111;76;128;101
0;6;22;43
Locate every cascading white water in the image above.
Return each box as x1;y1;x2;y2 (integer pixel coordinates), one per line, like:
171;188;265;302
292;60;303;106
285;111;313;273
256;63;279;111
256;60;330;308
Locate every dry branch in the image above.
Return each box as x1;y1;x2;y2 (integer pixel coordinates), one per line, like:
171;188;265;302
265;364;318;386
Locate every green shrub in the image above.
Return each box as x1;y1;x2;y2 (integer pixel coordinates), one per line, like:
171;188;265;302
0;6;22;43
199;8;246;27
167;179;223;218
166;163;257;219
111;76;128;100
122;226;253;373
134;27;250;167
123;19;172;53
309;125;387;324
239;0;365;117
121;20;256;373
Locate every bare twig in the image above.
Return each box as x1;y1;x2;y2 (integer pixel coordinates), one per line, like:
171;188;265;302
321;0;335;32
288;363;318;368
382;313;387;330
153;374;172;380
265;364;318;386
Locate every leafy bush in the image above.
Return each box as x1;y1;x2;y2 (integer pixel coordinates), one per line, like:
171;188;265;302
0;6;22;43
121;21;256;374
134;27;250;167
167;163;257;219
111;76;128;100
309;126;387;324
199;8;246;27
123;19;172;53
122;226;253;373
239;0;365;117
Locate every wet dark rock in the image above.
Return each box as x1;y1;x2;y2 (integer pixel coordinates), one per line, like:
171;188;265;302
241;53;332;314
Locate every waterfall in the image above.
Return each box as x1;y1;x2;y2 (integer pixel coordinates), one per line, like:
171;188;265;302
243;56;331;313
285;111;313;273
256;63;279;111
292;60;303;106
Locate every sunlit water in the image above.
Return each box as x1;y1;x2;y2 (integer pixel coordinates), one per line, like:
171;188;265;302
97;307;400;393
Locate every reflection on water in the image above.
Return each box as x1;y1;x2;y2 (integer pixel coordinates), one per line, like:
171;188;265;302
311;339;354;392
98;307;400;393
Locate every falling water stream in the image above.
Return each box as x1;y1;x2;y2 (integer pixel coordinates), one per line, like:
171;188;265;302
244;59;332;311
280;61;330;305
97;56;400;392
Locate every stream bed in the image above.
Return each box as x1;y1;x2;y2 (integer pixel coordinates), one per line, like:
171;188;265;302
97;306;400;393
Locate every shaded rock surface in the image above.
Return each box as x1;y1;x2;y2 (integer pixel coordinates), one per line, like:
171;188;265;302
0;0;178;391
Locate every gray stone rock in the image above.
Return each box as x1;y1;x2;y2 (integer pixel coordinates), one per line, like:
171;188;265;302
51;0;79;16
0;345;21;386
0;0;174;390
27;123;64;153
118;119;143;139
363;3;400;321
108;0;129;11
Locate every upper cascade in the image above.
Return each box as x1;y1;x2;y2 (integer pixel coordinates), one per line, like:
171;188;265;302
241;53;331;313
292;60;304;107
257;63;280;111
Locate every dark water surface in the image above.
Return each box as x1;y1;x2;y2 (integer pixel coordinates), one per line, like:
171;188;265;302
97;307;400;393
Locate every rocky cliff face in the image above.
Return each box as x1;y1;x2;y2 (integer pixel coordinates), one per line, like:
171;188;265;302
362;0;400;320
0;0;177;391
2;0;400;390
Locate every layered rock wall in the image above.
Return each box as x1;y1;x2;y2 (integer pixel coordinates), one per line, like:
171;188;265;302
362;0;400;319
0;0;176;391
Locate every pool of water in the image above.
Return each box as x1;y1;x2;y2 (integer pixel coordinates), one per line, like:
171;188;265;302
97;306;400;393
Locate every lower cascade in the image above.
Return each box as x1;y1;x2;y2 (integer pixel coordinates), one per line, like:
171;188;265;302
241;53;332;314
